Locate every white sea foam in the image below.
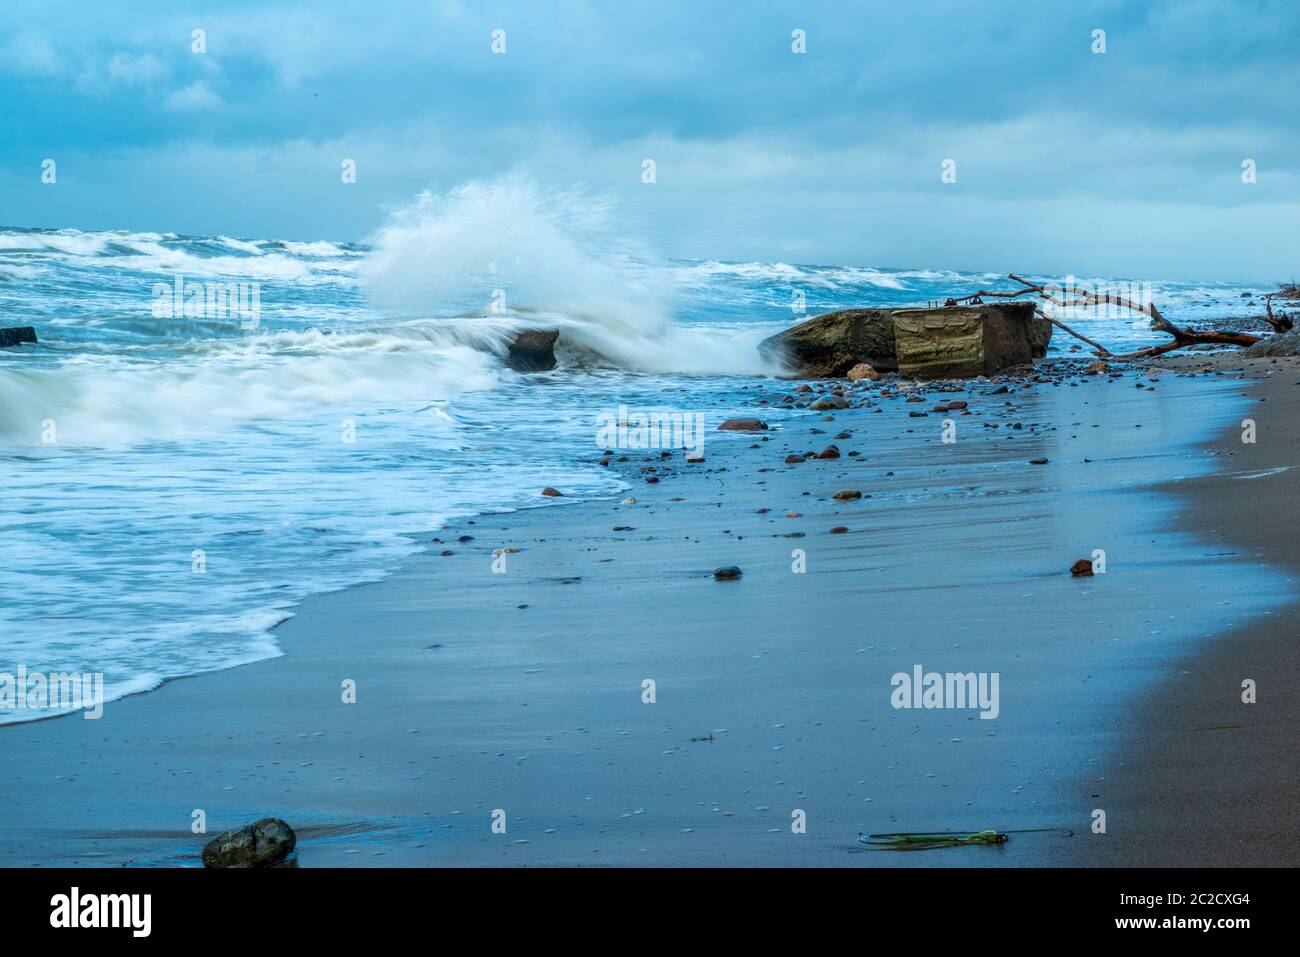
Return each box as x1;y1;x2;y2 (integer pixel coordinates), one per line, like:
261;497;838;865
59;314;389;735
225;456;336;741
360;177;768;374
0;228;356;282
0;332;499;446
279;239;356;257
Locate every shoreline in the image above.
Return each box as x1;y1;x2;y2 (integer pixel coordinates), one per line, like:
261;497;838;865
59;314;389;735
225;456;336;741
1071;353;1300;866
1;359;1296;866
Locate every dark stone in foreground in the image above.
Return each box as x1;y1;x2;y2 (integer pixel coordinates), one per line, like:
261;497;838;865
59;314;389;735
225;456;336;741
202;818;296;868
1070;559;1095;577
504;329;559;372
0;326;37;348
713;566;742;580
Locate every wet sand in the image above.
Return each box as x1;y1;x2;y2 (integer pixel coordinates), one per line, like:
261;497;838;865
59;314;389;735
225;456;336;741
1;361;1294;866
1073;354;1300;867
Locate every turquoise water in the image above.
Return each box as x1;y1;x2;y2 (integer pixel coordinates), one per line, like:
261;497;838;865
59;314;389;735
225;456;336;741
0;212;1272;721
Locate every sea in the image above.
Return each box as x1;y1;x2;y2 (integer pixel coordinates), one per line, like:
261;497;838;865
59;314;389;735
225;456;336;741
0;179;1273;721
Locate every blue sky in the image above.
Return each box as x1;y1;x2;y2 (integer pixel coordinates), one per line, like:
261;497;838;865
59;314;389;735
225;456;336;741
1;0;1296;279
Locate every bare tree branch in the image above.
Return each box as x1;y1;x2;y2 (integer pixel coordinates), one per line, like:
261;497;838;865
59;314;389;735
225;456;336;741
1264;293;1294;334
946;273;1270;359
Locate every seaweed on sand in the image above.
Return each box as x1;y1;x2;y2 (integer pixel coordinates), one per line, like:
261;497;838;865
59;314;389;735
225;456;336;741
859;827;1071;851
860;829;1008;851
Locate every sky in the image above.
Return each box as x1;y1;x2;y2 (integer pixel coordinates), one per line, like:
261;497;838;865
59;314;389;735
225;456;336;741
1;0;1296;280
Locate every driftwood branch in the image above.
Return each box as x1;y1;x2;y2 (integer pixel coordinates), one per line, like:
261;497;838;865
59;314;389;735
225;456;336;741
1034;308;1112;357
1264;293;1294;334
945;273;1274;359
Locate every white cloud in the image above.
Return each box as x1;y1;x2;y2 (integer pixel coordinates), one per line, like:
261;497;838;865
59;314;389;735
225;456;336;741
1;31;63;77
164;81;224;111
105;51;169;86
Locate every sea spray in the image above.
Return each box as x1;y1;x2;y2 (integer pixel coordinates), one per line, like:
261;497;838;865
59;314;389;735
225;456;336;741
359;176;770;374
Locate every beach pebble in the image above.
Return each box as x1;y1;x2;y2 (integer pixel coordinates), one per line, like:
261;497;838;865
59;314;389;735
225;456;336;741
201;818;296;869
713;566;742;581
816;445;841;459
1028;458;1049;465
541;487;564;497
718;418;768;431
810;395;849;411
846;363;880;381
832;489;862;500
784;454;805;464
1070;559;1095;577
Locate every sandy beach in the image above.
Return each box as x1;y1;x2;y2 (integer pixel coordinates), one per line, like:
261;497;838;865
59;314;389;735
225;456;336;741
3;356;1295;867
1073;354;1300;867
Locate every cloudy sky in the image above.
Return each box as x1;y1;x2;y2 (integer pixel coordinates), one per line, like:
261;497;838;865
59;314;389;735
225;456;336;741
1;0;1296;279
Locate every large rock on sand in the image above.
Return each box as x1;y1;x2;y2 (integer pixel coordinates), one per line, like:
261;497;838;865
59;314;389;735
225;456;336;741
1244;330;1300;357
0;326;37;348
201;818;297;868
892;302;1043;378
504;329;559;372
759;304;1049;379
758;309;898;377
